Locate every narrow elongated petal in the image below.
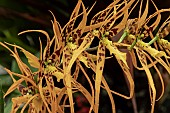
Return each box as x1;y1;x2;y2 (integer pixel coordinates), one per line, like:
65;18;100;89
138;0;148;28
11;95;32;113
5;43;40;68
136;48;156;113
95;41;105;113
102;38;134;99
20;94;39;113
67;32;94;74
4;78;24;98
62;47;74;113
144;52;164;101
18;30;51;61
39;78;52;113
78;63;94;112
45;76;57;112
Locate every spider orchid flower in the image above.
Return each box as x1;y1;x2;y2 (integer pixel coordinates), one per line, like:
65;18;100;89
0;42;64;113
86;1;136;112
0;1;93;113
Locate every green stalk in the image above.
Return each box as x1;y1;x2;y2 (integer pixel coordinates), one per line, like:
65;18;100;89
148;35;159;46
128;34;144;50
118;31;128;43
128;38;137;50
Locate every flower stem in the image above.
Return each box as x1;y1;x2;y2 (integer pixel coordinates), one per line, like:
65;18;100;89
118;31;128;43
128;34;144;50
128;38;137;50
148;35;159;46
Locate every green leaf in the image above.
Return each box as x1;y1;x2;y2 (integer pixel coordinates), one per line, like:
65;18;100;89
0;80;4;113
4;100;12;113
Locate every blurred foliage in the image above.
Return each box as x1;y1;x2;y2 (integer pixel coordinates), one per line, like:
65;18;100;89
0;0;170;113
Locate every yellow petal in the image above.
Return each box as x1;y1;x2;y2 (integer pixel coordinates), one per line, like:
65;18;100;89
32;95;44;113
95;41;105;113
138;40;170;58
136;48;156;113
4;78;24;98
22;50;40;68
103;38;129;68
78;54;90;68
44;65;64;82
53;72;64;82
11;95;32;113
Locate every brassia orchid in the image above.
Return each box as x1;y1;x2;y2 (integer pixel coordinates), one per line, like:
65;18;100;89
1;0;170;113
